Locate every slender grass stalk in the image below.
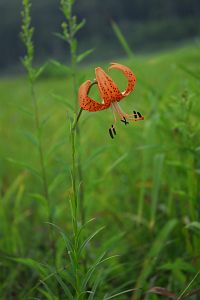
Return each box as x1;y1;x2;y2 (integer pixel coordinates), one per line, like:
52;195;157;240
111;20;134;59
30;85;51;216
177;270;200;300
20;0;54;258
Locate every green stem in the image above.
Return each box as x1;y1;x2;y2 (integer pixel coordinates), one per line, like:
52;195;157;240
65;4;97;295
70;42;86;226
30;83;57;265
30;83;51;220
70;81;97;296
70;116;80;298
31;85;49;208
72;109;83;131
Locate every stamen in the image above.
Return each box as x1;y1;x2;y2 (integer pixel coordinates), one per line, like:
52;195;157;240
112;102;124;120
111;104;117;128
113;101;144;121
110;102;143;136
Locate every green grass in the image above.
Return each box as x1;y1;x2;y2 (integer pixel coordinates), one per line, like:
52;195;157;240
1;43;200;299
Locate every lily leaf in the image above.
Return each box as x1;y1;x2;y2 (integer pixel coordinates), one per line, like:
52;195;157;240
53;32;67;42
74;19;86;35
7;158;41;179
35;62;48;79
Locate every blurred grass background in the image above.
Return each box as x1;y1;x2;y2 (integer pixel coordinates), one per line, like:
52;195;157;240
1;0;200;299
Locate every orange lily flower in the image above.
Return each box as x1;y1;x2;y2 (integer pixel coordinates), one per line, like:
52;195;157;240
78;63;144;138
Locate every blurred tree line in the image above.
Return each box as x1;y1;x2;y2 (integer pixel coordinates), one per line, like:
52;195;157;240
0;0;200;72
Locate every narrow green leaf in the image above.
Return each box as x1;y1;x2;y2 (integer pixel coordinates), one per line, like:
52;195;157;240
22;130;39;148
77;48;94;63
177;270;200;300
83;146;110;170
7;158;41;179
82;252;106;290
78;226;105;256
50;59;71;73
51;93;74;111
74;19;86;35
53;32;67;42
105;153;128;174
41;114;51;129
29;193;47;207
2;172;26;203
82;253;119;290
76;218;96;242
35;63;48;79
88;271;103;300
104;288;138;300
46;140;67;162
45;222;73;255
111;20;133;58
38;287;55;300
160;258;194;273
11;257;48;278
17;105;33;117
49;174;65;194
185;221;200;232
54;273;73;300
179;64;200;80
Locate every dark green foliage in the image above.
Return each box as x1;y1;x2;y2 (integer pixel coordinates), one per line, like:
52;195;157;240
0;0;200;71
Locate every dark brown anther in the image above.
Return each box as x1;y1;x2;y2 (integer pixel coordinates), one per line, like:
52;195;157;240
137;111;142;118
112;125;116;135
109;128;114;139
133;110;137;118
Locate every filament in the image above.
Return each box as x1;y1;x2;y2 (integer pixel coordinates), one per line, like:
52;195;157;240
112;101;143;121
111;103;117;128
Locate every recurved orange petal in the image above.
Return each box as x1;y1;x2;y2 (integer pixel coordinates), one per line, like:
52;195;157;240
108;63;136;97
95;67;123;105
79;80;109;112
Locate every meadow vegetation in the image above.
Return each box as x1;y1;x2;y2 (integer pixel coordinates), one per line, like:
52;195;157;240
0;0;200;299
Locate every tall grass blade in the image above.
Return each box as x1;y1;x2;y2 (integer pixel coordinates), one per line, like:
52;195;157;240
179;64;200;80
78;226;105;256
88;271;103;300
81;253;119;290
104;288;138;300
10;257;48;277
54;273;74;299
111;20;134;58
77;48;94;63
